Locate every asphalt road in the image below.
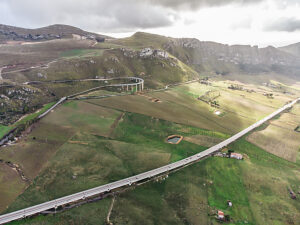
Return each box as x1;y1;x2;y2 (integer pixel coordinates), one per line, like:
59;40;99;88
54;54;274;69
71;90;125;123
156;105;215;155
0;96;298;224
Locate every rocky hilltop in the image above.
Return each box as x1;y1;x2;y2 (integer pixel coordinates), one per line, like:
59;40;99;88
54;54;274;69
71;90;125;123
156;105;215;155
162;37;300;76
0;24;109;43
110;32;300;77
279;42;300;58
166;38;298;65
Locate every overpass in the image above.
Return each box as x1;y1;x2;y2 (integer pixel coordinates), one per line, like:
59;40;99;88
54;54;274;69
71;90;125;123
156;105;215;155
0;95;298;224
0;77;144;146
37;77;144;119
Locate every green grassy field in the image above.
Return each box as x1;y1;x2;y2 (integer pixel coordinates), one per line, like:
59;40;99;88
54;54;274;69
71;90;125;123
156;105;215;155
3;102;222;213
0;102;55;139
60;49;105;58
9;138;300;225
108;32;170;49
0;125;12;139
0;101;123;211
1;80;300;224
184;134;225;147
87;81;295;135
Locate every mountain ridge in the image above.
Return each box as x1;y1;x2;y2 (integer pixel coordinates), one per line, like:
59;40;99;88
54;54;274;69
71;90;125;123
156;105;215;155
0;24;111;43
111;31;300;77
279;42;300;58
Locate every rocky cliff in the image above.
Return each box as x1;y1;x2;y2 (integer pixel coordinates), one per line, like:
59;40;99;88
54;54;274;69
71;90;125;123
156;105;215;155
164;38;300;75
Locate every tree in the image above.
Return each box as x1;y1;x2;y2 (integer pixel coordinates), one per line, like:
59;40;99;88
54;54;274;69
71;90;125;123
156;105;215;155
228;149;234;157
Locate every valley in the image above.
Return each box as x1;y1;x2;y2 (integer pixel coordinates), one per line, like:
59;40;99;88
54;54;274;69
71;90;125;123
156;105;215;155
0;24;300;225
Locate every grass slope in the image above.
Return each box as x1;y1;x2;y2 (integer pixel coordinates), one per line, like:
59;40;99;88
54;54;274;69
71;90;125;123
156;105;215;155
4;106;219;213
10;138;300;225
247;104;300;162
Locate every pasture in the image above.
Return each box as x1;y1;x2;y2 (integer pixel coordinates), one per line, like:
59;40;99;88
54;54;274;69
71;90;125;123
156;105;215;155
0;101;122;211
10;139;300;225
2;80;300;224
87;80;295;134
0;164;27;213
247;103;300;163
60;49;104;58
4;108;223;213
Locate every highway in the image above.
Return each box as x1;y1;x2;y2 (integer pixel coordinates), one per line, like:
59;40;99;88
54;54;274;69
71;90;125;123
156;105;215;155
37;77;144;119
0;94;298;224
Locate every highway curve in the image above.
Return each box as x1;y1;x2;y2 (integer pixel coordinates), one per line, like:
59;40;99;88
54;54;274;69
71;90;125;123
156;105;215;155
0;77;144;146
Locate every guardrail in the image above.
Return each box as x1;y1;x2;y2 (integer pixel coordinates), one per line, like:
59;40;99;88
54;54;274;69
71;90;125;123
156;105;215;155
0;97;298;224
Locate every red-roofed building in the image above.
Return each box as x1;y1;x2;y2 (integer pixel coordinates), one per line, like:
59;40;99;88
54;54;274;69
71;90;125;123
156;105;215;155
218;210;225;220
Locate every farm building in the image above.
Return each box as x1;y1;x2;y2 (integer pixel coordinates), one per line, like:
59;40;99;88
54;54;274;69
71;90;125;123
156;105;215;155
230;153;243;160
217;210;225;220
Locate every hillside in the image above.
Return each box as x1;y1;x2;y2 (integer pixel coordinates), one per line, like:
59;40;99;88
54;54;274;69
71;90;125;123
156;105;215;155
0;24;110;43
0;27;299;126
111;32;300;78
1;80;300;225
1;25;300;225
280;42;300;57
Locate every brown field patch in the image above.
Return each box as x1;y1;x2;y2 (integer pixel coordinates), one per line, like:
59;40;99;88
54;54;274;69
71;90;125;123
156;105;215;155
68;140;89;145
87;91;250;134
0;122;76;180
43;101;122;137
0;164;27;212
184;135;224;147
247;108;300;162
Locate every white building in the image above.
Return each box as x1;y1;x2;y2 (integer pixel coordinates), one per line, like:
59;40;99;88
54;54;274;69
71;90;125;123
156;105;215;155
231;153;243;160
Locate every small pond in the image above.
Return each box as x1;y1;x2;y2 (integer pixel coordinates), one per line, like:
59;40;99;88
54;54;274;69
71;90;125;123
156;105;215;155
166;135;183;144
167;137;181;144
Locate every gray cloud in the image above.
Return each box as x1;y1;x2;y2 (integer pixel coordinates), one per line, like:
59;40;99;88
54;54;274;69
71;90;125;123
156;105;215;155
0;0;177;32
0;0;298;34
145;0;264;10
265;18;300;32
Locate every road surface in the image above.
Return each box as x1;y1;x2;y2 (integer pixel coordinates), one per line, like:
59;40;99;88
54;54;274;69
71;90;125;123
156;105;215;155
0;97;299;224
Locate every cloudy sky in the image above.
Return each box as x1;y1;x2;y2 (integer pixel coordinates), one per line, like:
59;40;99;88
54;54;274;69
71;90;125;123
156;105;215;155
0;0;299;47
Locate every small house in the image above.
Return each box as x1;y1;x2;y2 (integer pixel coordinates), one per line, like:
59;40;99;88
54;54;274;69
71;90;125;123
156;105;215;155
217;210;225;220
231;153;243;160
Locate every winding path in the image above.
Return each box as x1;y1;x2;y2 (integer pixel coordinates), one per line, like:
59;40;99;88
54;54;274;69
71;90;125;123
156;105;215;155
0;93;298;224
